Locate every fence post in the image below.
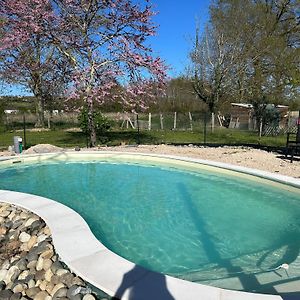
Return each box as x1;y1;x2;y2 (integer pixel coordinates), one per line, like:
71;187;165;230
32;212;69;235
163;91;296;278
23;114;26;150
173;112;177;130
148;113;151;131
160;113;164;130
188;112;193;131
204;112;207;145
136;113;140;145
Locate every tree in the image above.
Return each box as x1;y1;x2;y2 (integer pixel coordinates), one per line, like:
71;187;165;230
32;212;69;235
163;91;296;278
189;22;239;131
0;0;71;127
0;0;167;142
51;0;167;146
209;0;300;106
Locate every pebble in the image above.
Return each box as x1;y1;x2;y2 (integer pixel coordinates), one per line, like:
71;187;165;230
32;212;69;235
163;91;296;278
83;294;96;300
19;232;31;243
0;203;106;300
0;289;13;300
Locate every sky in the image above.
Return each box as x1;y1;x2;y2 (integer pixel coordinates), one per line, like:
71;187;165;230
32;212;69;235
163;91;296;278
150;0;210;77
1;0;211;96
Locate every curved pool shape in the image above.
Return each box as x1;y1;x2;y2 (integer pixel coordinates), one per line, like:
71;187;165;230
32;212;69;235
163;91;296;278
0;152;299;296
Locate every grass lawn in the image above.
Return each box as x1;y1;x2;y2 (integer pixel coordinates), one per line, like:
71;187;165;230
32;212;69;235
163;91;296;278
0;127;287;150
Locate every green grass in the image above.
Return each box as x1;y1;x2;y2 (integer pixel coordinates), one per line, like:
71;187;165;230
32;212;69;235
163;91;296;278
0;127;287;150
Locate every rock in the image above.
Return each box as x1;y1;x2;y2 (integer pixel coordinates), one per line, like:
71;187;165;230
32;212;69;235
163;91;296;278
37;234;47;243
20;242;29;252
45;282;54;294
60;272;74;287
35;270;45;281
0;270;7;281
25;217;39;227
36;256;44;271
72;277;85;286
56;269;69;276
27;236;38;249
50;275;60;285
44;269;53;282
12;283;24;293
12;220;24;230
52;287;68;299
42;259;52;271
18;270;29;280
33;291;50;300
5;266;20;284
30;220;43;233
0;210;10;217
10;292;22;300
43;226;51;236
27;251;39;262
15;258;27;271
66;285;80;298
0;280;6;290
40;249;53;260
19;232;31;243
25;287;41;298
83;295;96;300
0;226;7;235
50;283;65;297
51;261;63;274
39;280;48;291
68;295;82;300
27;279;36;288
27;260;37;269
0;289;13;300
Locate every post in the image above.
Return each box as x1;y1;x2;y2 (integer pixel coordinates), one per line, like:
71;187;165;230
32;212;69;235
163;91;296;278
173;112;177;130
211;112;215;133
148;113;151;131
204;112;207;145
23;114;26;150
160;113;164;130
296;109;300;141
136;113;140;145
188;112;193;131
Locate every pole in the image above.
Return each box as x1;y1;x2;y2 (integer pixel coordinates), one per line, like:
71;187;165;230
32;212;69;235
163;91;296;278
137;113;140;145
23;114;26;150
296;109;300;141
204;112;207;145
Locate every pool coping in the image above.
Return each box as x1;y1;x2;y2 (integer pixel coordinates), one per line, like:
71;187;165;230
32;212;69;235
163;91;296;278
1;151;297;300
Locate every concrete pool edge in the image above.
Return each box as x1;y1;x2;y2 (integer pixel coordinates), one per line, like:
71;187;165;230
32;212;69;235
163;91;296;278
1;151;298;299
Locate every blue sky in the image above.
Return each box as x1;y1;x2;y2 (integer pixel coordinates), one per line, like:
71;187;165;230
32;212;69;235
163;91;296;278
150;0;210;77
1;0;210;96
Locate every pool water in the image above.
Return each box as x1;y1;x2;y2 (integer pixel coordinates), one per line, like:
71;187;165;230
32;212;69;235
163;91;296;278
0;159;299;292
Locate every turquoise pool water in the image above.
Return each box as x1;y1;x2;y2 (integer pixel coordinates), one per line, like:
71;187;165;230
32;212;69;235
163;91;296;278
0;158;299;292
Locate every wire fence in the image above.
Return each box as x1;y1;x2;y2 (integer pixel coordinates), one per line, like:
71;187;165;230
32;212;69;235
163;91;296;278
2;111;299;133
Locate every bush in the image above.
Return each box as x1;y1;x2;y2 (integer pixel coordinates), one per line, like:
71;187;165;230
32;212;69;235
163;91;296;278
78;107;111;138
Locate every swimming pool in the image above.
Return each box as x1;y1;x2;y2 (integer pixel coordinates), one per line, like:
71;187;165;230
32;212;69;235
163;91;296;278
0;152;299;295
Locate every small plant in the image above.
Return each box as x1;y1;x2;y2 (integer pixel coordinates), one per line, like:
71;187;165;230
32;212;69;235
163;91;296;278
78;107;111;144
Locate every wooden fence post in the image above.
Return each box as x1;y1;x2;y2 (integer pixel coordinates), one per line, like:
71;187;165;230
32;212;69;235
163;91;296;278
160;113;164;130
148;113;151;131
173;112;177;130
188;112;193;131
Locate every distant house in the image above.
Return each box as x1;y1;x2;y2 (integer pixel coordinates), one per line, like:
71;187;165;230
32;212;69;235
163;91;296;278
229;103;289;130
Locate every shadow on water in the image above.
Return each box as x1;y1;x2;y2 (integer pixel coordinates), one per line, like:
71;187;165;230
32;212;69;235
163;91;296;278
176;182;300;297
112;261;175;300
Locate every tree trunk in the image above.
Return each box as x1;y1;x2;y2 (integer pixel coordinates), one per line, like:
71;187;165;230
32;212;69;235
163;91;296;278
87;99;96;147
34;96;45;128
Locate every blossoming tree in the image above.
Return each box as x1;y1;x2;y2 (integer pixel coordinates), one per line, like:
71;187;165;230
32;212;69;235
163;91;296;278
0;0;167;145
